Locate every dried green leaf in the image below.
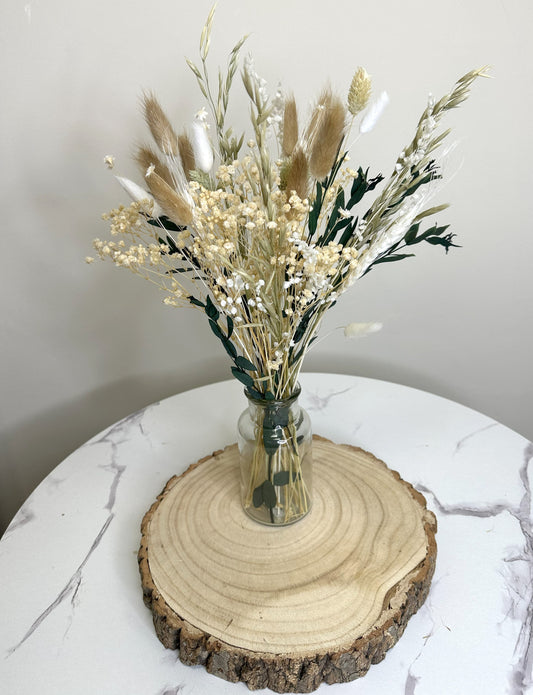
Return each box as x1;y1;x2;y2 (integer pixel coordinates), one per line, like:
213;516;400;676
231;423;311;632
252;484;263;508
231;367;255;388
262;480;277;509
273;471;290;486
235;355;257;371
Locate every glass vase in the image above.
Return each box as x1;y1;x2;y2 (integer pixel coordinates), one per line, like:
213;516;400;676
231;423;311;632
237;386;312;526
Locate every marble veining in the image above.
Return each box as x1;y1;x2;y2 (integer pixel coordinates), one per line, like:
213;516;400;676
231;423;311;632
302;386;353;411
399;580;446;695
404;671;421;695
1;375;532;694
5;406;151;658
453;421;499;455
417;440;533;695
5;513;114;657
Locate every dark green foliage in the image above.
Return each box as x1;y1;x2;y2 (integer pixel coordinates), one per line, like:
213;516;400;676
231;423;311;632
364;221;460;275
372;253;415;265
188;295;261;381
292;305;316;345
222;338;238;359
188;295;205;308
226;316;234;339
252;484;263;508
235;355;257;371
231;367;254;387
273;470;300;486
252;480;277;509
156;233;181;255
402;222;458;252
314;166;384;247
148;215;186;233
347;167;384;208
273;471;290;486
205;295;219;320
261;401;291;455
308;181;323;236
208;319;225;340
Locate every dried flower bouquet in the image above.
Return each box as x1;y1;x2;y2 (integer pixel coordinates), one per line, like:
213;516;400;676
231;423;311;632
90;7;486;523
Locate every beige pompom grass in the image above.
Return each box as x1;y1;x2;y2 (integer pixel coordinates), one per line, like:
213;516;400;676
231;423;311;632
348;67;372;116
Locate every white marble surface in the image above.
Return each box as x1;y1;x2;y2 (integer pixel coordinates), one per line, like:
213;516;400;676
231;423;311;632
1;373;531;695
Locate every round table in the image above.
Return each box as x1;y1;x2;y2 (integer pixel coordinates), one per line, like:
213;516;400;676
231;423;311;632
1;373;531;695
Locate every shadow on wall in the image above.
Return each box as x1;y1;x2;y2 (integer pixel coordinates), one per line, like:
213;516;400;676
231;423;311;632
0;364;226;537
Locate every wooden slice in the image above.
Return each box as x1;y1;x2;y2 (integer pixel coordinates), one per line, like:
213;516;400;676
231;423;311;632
138;436;437;693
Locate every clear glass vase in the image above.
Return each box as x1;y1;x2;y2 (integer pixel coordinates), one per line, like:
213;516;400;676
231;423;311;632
237;386;312;526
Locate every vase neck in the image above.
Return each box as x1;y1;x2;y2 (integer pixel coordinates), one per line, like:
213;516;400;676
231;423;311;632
244;385;301;409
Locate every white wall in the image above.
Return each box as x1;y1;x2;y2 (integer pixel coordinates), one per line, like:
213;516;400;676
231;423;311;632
1;0;532;534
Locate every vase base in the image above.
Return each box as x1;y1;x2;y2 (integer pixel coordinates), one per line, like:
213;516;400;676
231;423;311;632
242;502;312;527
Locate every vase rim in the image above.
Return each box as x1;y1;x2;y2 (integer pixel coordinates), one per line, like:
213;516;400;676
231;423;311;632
243;383;301;406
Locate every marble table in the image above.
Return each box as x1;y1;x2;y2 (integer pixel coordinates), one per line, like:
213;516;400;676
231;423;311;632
1;373;531;695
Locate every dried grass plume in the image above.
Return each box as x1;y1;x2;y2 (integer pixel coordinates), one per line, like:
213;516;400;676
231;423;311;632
145;170;193;225
309;92;346;180
143;93;179;156
178;133;196;179
285;148;309;200
282;96;298;157
136;146;174;187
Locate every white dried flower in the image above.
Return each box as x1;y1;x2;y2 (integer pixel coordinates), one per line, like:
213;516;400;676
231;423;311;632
191;116;214;173
195;107;209;122
344;322;383;338
115;176;163;217
360;91;390;134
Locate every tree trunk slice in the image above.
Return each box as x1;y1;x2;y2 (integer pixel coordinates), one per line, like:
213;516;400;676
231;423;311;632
138;436;437;693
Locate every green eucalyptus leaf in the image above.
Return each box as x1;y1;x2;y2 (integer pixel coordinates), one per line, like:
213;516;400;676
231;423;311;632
418;224;450;241
188;296;205;308
149;216;185;233
273;471;290;486
252;484;263;508
235;355;257;371
373;253;415;264
246;386;264;400
166;267;193;274
425;234;460;253
367;172;384;191
347;168;384;208
262;427;282;455
332;216;352;234
404;223;420;245
308;182;323;236
226;316;234;340
222;339;237;359
339;216;358;247
209;319;226;341
262;480;277;509
270;406;290;429
205;295;220;320
404;172;433;197
231;367;255;388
